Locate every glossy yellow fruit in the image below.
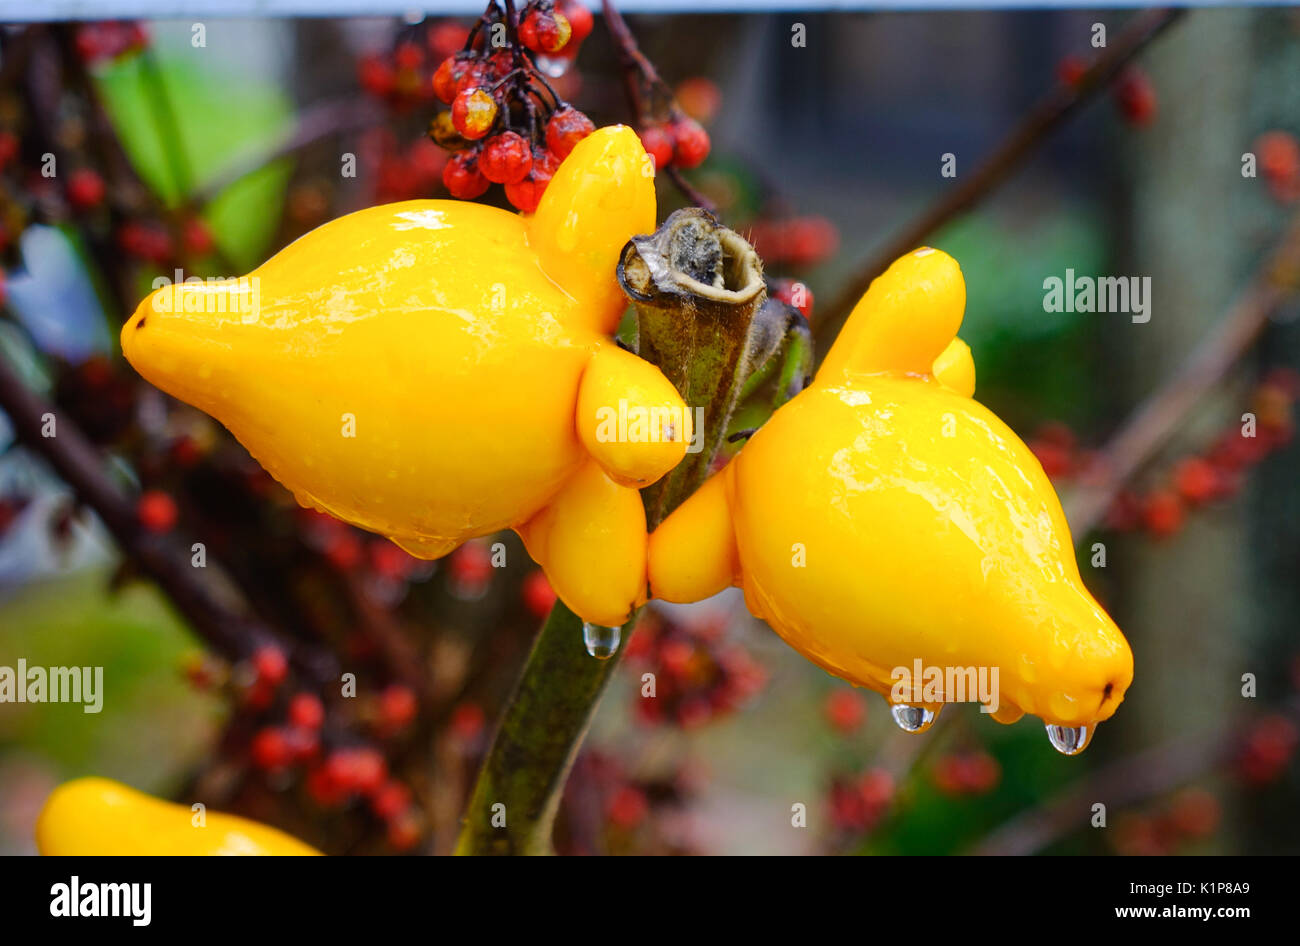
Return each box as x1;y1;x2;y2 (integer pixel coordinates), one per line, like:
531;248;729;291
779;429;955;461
122;126;677;627
649;248;1133;736
36;777;321;856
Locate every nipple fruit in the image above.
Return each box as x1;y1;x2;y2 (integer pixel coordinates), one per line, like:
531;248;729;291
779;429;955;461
647;248;1133;752
36;777;321;855
121;126;683;628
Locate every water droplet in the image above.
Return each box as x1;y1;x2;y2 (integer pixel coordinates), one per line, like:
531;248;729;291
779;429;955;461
1046;724;1092;755
582;622;621;659
535;55;572;78
890;704;937;733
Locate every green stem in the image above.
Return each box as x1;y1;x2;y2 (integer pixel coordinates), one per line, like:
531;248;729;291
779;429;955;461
455;210;769;855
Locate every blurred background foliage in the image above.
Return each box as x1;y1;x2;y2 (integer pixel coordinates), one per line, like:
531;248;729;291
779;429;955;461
0;6;1297;855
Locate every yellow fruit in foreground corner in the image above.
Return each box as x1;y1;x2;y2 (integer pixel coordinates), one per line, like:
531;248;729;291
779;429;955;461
36;777;321;855
122;125;678;628
648;248;1133;753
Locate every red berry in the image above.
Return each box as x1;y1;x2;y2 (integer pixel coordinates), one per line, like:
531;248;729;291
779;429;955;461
252;645;289;687
428;22;470;59
394;41;423;71
442;151;490;200
370;779;412;820
521;10;572;54
639;125;673;170
480;131;534;184
1257;131;1300;186
432;56;464;105
1142;490;1184;538
545;106;595;161
183;219;214;256
607;786;649;829
504;149;559;214
1028;439;1074;479
324;531;363;570
451;88;498;140
251;727;291;770
387;811;422;850
66;168;106;210
450;701;485;742
327;746;387;795
824;688;867;734
521;569;557;618
1057;55;1087;88
306;765;346;806
0;131;18;172
561;0;594;44
671;117;711;169
1173;456;1219;506
1114;67;1157;126
379;684;418;730
772;279;814;319
1168;788;1220;839
136;489;178;533
675;77;722;123
288;692;325;730
358;53;396;98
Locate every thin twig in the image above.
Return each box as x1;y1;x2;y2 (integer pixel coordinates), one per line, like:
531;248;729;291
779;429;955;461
816;8;1186;347
602;0;717;214
1064;212;1300;535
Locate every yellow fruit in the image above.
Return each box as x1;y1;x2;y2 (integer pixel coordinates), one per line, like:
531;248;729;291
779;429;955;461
122;126;671;627
649;248;1133;744
36;777;321;856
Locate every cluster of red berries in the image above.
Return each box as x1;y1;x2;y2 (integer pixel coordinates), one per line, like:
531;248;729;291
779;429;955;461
74;21;148;65
746;216;839;268
1057;56;1157;126
624;611;767;728
1255;130;1300;203
636;114;711;172
1112;787;1222;856
116;217;215;266
1028;369;1297;539
930;750;1001;797
1237;713;1298;786
427;2;596;211
367;132;449;204
357;21;470;112
828;768;895;834
558;750;700;853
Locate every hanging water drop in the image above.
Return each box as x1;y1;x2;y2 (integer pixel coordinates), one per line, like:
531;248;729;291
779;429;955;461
1045;724;1092;755
582;622;621;659
535;55;572;78
890;704;938;733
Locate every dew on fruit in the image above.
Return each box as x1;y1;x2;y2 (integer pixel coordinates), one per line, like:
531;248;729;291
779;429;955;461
583;622;620;659
1046;724;1092;755
890;704;938;733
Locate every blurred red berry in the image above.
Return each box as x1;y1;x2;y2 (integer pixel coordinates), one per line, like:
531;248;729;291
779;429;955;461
358;53;396;98
545;106;595;161
1167;787;1220;839
136;489;178;533
607;785;649;829
66;168;106;210
1057;54;1087;88
1173;456;1219;506
1141;490;1184;538
324;531;363;570
671;117;711;169
639;125;674;170
252;645;289;688
394;41;423;71
251;727;292;770
370;779;412;820
522;569;557;618
288;692;325;730
1114;67;1157;126
561;0;594;44
387;811;423;850
379;684;418;730
428;22;470;58
824;688;867;734
443;151;490;199
450;701;486;742
771;279;814;319
1239;714;1298;784
0;131;17;172
676;77;722;124
1029;439;1074;479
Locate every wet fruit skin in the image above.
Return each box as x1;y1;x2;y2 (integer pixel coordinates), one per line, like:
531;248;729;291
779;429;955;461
36;777;321;855
122;126;677;627
648;248;1133;730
